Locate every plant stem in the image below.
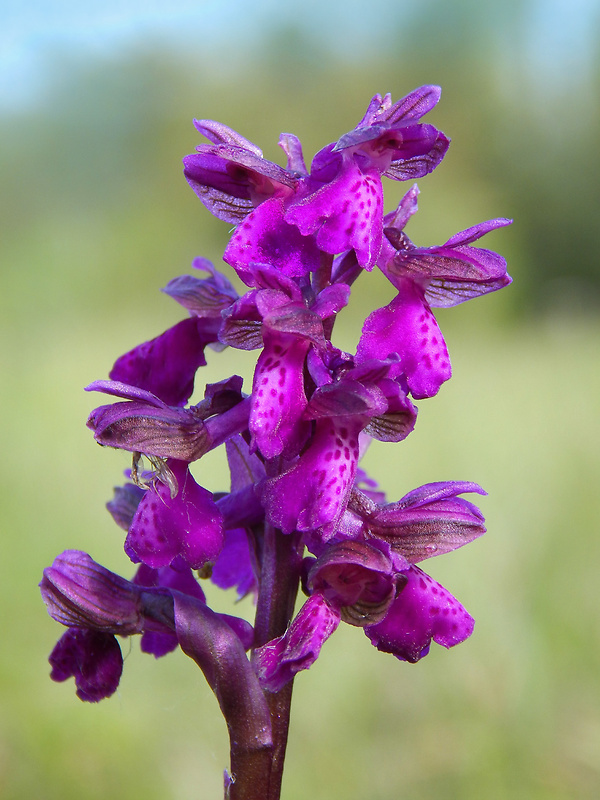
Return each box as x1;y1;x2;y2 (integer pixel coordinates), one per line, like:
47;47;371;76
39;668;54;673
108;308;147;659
241;522;302;800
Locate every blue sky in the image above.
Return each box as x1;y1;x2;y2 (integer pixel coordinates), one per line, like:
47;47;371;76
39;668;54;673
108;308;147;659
2;0;598;110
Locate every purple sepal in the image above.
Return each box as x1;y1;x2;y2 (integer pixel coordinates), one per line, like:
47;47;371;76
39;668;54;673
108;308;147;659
278;132;308;175
365;565;474;662
346;481;486;563
40;550;144;634
383;132;449;181
49;628;123;703
126;460;224;569
385;217;513;308
109;317;221;407
162;258;238;317
192;119;263;154
183;141;297;225
253;594;340;692
87;395;208;461
211;528;258;600
354;86;442;128
106;482;145;530
384;183;420;232
183;152;254;222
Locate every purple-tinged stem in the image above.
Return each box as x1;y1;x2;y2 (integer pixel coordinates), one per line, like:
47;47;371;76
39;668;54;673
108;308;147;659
252;522;303;800
167;592;274;800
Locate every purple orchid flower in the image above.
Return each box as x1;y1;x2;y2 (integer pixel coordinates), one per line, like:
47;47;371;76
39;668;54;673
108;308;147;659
183;122;321;281
356;186;512;397
285;87;449;270
40;550;169;701
254;480;485;689
41;550;254;701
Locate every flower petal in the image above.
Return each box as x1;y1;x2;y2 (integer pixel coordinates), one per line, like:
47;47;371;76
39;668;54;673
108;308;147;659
109;317;221;407
250;333;310;459
253;594;340;692
261;417;363;537
224;196;321;282
365;565;474;662
49;628;123;703
286;160;384;269
126;460;224;569
356;279;451;398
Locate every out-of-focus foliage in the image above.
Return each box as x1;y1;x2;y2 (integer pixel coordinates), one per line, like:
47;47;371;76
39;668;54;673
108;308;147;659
2;3;599;798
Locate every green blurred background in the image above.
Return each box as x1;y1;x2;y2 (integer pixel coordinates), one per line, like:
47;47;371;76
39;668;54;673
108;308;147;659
2;1;600;797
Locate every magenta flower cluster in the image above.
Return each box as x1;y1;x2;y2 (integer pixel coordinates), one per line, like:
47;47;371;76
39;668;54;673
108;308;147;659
40;86;510;794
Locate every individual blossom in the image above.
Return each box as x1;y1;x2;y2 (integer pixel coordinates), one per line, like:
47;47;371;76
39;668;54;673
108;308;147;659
40;550;166;702
86;377;249;465
343;480;486;662
356;185;512;397
41;551;255;701
285;87;450;269
183;122;321;281
254;480;485;689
